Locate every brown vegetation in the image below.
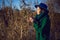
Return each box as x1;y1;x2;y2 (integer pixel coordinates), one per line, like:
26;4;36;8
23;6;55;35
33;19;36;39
0;7;36;40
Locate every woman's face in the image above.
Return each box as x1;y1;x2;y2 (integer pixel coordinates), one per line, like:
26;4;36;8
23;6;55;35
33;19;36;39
36;7;41;15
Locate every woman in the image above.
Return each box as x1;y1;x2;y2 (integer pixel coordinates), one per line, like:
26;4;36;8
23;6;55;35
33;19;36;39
29;3;50;40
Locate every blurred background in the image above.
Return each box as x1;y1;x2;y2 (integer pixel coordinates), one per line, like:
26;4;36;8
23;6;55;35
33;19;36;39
0;0;60;40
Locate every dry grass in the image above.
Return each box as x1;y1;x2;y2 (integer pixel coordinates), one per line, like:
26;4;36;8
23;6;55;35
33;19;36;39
0;7;36;40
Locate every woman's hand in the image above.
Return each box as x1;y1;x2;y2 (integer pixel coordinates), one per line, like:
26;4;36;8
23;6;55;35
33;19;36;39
27;17;33;23
29;17;33;23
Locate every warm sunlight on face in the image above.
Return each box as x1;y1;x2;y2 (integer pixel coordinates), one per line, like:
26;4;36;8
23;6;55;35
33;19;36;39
36;7;41;15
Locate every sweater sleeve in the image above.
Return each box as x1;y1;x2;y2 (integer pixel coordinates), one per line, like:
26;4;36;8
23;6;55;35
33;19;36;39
33;15;39;31
33;22;38;31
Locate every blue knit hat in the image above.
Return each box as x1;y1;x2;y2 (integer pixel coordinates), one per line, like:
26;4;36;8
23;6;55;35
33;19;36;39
35;3;49;12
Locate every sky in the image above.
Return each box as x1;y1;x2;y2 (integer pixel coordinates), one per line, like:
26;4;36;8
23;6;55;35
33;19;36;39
0;0;47;10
